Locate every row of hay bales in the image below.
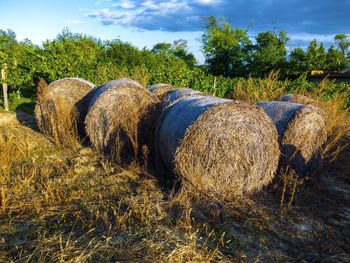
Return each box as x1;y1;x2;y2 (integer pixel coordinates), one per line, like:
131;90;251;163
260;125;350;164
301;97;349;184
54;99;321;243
35;78;326;201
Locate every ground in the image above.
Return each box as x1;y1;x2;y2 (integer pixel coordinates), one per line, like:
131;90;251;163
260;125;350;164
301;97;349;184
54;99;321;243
0;111;349;262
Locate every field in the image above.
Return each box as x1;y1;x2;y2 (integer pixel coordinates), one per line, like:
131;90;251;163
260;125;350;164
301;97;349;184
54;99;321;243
0;80;350;262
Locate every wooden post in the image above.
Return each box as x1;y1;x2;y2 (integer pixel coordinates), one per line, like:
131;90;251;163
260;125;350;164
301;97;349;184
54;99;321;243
213;76;217;97
1;63;9;111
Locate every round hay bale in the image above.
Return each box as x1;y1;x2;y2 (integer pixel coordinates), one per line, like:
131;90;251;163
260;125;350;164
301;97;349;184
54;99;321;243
160;88;205;108
148;83;178;101
35;77;96;144
256;101;326;175
85;79;159;165
157;96;280;199
278;94;316;105
152;88;207;177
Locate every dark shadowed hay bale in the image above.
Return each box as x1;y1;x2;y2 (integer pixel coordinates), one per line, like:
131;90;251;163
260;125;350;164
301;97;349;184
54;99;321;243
278;94;316;105
152;88;208;180
85;79;159;165
157;96;280;200
257;101;327;175
35;78;96;145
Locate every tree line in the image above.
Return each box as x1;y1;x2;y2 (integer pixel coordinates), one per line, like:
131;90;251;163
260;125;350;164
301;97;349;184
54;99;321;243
0;16;349;100
202;16;350;78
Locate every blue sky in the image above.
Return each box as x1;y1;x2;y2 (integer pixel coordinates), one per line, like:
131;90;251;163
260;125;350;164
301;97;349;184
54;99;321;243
0;0;349;63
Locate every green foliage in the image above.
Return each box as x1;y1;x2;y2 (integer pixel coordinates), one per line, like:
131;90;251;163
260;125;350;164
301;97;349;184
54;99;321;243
0;26;349;113
151;39;197;67
0;95;35;113
334;33;350;57
250;31;289;77
202;16;251;77
306;40;327;70
287;48;308;77
201;17;350;77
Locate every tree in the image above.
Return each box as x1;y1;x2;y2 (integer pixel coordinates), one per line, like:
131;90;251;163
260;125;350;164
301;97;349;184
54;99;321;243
317;43;327;69
334;34;350;71
287;47;308;77
334;34;350;57
41;29;102;82
171;39;197;67
306;40;327;70
151;42;172;56
326;45;347;72
151;40;197;67
250;31;289;77
0;29;41;94
202;16;251;77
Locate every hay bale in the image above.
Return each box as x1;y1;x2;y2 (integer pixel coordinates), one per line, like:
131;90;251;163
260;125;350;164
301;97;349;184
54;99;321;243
278;94;316;105
157;96;280;199
85;79;159;165
257;101;326;175
148;83;178;101
159;88;206;111
35;77;96;145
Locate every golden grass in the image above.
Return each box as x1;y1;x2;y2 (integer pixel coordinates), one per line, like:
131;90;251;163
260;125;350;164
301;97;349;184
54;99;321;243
230;73;350;167
232;71;287;102
0;120;229;262
1;72;349;262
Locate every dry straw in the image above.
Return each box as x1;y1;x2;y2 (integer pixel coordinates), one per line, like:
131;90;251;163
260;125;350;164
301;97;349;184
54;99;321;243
257;101;327;175
157;96;280;200
149;84;207;109
35;78;96;146
85;79;159;165
160;88;206;109
278;94;316;105
148;83;178;101
152;87;208;178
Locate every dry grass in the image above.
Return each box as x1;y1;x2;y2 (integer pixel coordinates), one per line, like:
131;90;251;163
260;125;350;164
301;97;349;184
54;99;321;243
1;72;349;262
0;119;230;262
1;105;349;262
233;71;287;102
230;74;350;168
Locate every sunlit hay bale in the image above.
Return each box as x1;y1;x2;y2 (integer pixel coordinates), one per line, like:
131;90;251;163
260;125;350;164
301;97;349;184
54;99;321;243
257;101;327;175
278;94;316;105
157;96;280;200
85;79;159;165
148;83;178;101
35;78;96;146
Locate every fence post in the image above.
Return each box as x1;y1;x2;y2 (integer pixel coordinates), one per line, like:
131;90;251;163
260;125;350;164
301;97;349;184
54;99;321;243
1;63;9;111
213;76;217;97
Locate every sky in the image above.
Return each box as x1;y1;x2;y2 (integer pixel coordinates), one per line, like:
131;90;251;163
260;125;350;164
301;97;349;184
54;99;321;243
0;0;349;63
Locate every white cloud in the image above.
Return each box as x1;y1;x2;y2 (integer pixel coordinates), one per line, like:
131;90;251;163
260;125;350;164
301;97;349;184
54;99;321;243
112;0;136;9
64;20;84;25
194;0;220;5
140;0;191;14
86;0;350;34
289;33;336;43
